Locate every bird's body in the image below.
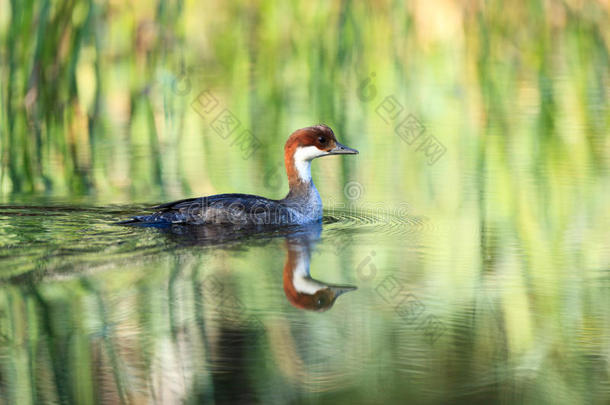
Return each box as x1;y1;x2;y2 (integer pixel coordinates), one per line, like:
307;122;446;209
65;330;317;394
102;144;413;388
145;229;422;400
128;191;321;226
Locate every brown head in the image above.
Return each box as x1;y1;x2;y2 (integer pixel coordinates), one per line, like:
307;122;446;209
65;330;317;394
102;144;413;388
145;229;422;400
284;125;358;189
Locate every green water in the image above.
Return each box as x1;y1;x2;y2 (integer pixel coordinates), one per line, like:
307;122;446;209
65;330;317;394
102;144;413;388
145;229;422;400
1;1;609;404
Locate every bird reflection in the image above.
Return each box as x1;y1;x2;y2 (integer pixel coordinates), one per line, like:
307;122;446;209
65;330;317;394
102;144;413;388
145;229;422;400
157;221;357;311
162;222;356;402
282;234;356;311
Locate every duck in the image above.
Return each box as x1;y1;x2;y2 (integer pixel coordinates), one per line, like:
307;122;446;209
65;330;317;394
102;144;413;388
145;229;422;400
121;124;358;225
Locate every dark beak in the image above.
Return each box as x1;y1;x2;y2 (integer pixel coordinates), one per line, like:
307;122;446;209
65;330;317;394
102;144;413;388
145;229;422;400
329;284;358;299
329;141;359;155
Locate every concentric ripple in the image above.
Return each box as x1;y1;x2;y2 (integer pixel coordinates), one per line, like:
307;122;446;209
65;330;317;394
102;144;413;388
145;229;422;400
322;205;431;238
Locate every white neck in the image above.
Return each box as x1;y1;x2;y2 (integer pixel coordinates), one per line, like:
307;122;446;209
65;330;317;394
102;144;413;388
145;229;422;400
294;160;311;183
292;146;326;183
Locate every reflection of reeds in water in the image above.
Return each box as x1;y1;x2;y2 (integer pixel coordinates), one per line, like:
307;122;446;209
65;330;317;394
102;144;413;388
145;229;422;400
0;218;609;403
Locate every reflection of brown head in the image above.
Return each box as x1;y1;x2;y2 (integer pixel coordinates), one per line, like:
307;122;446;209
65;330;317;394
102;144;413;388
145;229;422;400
282;242;356;312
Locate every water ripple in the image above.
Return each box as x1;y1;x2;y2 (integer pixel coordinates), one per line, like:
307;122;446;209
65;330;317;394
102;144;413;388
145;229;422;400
323;205;431;238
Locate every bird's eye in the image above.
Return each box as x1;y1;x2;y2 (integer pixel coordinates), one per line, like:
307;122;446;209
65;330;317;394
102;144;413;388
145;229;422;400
318;136;326;144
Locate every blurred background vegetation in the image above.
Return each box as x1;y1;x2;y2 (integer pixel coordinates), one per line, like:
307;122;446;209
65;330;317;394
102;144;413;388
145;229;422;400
1;0;607;205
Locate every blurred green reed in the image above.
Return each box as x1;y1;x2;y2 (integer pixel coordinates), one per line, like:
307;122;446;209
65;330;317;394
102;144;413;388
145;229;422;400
0;0;605;202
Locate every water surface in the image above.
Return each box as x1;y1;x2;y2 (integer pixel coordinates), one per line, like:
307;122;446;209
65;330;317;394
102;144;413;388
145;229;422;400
1;174;608;404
